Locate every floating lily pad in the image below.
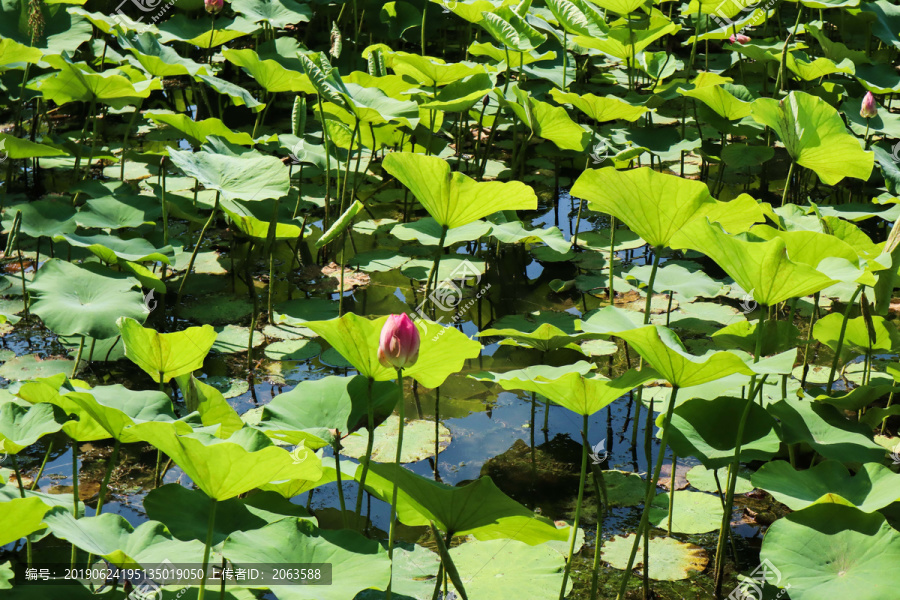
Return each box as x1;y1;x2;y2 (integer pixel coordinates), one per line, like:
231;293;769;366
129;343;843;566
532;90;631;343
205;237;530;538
686;465;754;495
648;491;725;534
263;323;313;340
602;534;708;581
263;339;322;361
0;355;75;381
204;376;250;399
177;296;253;325
601;470;647;507
341;415;451;463
211;325;265;354
320;347;354;369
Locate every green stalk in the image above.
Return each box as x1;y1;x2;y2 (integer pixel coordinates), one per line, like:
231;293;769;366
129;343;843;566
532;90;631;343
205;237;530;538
588;462;607;600
559;413;589;600
424;225;449;306
197;499;218;600
30;440;53;491
95;440;120;516
71;335;85;379
11;455;33;567
826;284;864;392
608;217;616;303
781;161;795;207
644;248;662;324
332;434;348;528
71;439;80;568
615;387;680;600
775;6;804;93
354;377;377;524
667;454;676;535
317;97;333;230
176;192;220;306
386;368;406;600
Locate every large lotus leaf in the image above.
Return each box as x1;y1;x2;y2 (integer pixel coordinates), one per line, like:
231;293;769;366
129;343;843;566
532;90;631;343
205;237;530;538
15;377;108;442
58;232;174;264
678;83;752;121
0;497;50;546
167;144;290;202
30;260;147;339
570;167;759;249
625;262;724;299
471;361;595;388
666;396;781;469
813;313;900;362
220;198;304;240
177;375;244;439
447;538;569;599
518;369;658;416
304;313;481;388
0;134;66;160
273;298;338;328
382;152;537;229
231;0;312;27
611;325;753;388
117;31;209;77
34;56;162;109
711;319;801;356
602;534;708;581
223;48;313;93
392;217;491;246
575;21;679;60
157;15;249;48
486;213;571;253
145;484;313;548
353;461;567;543
751;460;900;512
65;384;187;444
0;1;91;55
478;10;546;53
786;52;855;81
129;422;323;501
768;395;886;463
2;199;76;237
197;74;265;112
672;219;837;306
337;82;419;126
805;384;900;413
549;89;648;122
760;505;900;600
74;195;160;230
648;491;724;534
478;322;586;353
147;113;254;146
42;508;207;569
342;415;451;463
750;91;873;185
0;37;41;67
418;72;496;112
861;0;900;49
117;317;216;383
0;402;63;454
500;86;591;151
223;518;389;600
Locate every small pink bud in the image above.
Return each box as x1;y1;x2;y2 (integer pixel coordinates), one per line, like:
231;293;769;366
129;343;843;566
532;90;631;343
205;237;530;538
378;314;420;370
205;0;223;14
861;91;878;119
729;33;750;44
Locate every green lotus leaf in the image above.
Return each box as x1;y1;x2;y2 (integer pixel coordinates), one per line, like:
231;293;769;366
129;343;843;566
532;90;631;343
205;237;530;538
672;219;837;306
145;484;313;548
382;152;537;229
549;88;648;122
0;497;50;546
648;491;724;534
147;112;254;146
686;465;754;494
601;534;708;581
419;72;496;112
523;369;658;415
813;312;900;362
861;0;900;49
786;51;855;81
470;361;595;387
65;384;188;444
117;317;216;383
626;262;724;300
0;37;41;67
15;376;108;441
0;134;66;159
338;82;420;126
223;47;313;93
231;0;312;27
167;142;290;202
273;298;338;328
805;384;900;412
317;200;364;249
678;83;752;121
129;422;323;501
752;460;900;512
498;85;590;151
157;15;249;48
392;217;491;246
855;63;900;94
760;504;900;600
117;31;210;77
571;167;762;249
341;415;451;463
0;2;91;55
42;508;207;569
479;9;546;53
0;402;63;454
57;232;174;264
30;260;147;339
468;42;556;67
352;461;567;543
220;198;304;240
750;91;873;185
196;74;265;112
768;395;886;463
2;199;76;237
574;21;679;60
666;396;780;469
711;319;801;356
223;519;390;600
75;195;160;229
33;56;162;110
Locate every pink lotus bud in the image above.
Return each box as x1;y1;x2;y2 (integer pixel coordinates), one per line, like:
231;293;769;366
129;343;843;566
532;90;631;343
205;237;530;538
861;91;878;119
729;33;750;44
205;0;223;14
378;314;420;370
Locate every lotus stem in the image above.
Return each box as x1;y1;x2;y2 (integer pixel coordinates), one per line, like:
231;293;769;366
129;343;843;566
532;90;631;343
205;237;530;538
434;385;441;478
776;6;804;93
317;97;333;230
644;247;662;324
781;161;795;207
31;439;53;491
608;217;616;303
386;368;406;600
826;284;864;392
615;386;680;600
71;335;85;379
95;440;119;516
197;498;218;600
354;377;377;524
588;460;607;600
71;438;80;568
177;192;220;306
424;225;449;307
560;413;589;600
667;454;676;535
333;435;347;527
11;455;33;568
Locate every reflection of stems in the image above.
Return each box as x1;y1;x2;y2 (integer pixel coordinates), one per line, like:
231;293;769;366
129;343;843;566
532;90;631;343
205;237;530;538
177;192;220;306
615;387;680;600
386;368;406;600
826;284;864;392
354;377;376;524
559;414;589;600
71;439;80;569
197;499;218;600
95;441;120;516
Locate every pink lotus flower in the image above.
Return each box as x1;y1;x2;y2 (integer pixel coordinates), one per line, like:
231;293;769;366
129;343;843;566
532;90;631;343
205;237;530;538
729;33;750;44
861;91;878;119
378;314;420;370
205;0;223;14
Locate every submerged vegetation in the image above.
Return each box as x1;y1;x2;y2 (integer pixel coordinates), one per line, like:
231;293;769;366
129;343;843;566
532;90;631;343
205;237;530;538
3;0;900;598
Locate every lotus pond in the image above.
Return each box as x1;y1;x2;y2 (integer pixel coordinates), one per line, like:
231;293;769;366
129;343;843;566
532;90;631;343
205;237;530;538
3;0;900;598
